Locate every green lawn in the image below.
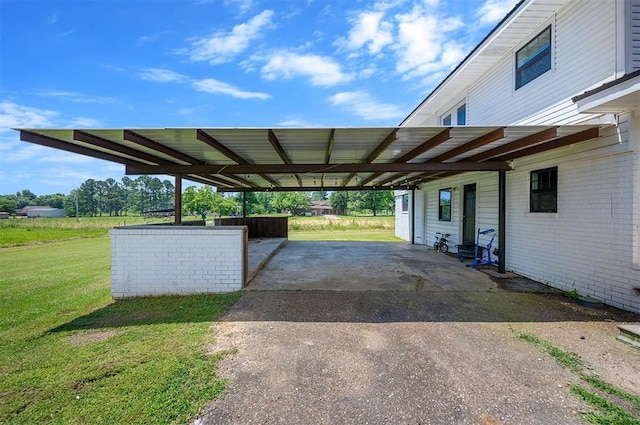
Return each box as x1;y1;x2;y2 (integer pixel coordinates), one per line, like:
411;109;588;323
0;213;399;423
288;215;400;241
0;216;149;247
0;238;240;424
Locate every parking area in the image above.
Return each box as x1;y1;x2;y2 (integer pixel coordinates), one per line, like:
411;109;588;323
193;240;640;425
248;240;499;292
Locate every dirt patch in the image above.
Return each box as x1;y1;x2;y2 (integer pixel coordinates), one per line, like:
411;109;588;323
65;329;120;346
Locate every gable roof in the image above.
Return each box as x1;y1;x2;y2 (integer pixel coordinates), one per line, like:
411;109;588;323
401;0;569;127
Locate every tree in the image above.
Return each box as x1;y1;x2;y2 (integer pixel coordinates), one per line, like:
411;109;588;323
78;179;97;216
182;185;217;221
311;191;328;201
0;196;17;214
270;192;310;214
32;193;66;209
350;191;394;216
254;192;275;214
104;178;123;216
329;191;350;215
121;176;134;215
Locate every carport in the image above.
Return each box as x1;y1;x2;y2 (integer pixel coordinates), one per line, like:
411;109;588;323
16;125;603;293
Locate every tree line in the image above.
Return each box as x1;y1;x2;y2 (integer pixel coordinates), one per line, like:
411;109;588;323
1;179;395;218
0;176;175;217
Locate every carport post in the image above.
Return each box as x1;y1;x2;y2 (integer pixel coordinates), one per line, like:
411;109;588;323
498;171;506;273
174;174;182;225
242;191;247;218
411;188;416;244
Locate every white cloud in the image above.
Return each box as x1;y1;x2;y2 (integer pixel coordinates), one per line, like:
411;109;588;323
139;68;187;83
223;0;255;15
193;78;270;99
327;91;404;121
477;0;519;26
36;90;117;104
181;10;274;64
260;51;354;87
336;10;393;55
394;7;465;78
66;117;102;128
0;102;58;132
277;117;324;127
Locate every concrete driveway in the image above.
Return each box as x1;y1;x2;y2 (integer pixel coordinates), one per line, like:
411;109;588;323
248;241;497;291
196;241;640;425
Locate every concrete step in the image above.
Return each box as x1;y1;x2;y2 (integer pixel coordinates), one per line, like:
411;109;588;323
617;324;640;350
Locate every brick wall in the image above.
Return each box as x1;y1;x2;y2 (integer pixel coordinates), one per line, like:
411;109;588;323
110;225;247;298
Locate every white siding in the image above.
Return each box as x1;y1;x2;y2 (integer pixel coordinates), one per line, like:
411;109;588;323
418;173;499;251
468;0;616;125
415;117;640;313
395;191;411;241
630;0;640;71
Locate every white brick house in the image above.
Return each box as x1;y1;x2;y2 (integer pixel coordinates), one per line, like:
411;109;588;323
395;0;640;313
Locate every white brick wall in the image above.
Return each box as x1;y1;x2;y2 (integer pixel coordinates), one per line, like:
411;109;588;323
413;117;640;314
110;226;247;298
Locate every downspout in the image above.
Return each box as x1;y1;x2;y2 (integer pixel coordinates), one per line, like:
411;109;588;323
498;171;506;273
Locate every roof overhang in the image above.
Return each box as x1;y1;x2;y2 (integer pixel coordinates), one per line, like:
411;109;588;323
573;70;640;114
16;125;603;192
402;0;570;126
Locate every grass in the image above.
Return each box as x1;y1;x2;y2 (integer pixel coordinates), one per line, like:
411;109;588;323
0;238;241;424
514;329;640;424
1;214;400;246
0;216;149;247
288;215;401;242
0;213;398;422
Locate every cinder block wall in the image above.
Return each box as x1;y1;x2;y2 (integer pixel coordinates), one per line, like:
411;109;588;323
110;226;247;298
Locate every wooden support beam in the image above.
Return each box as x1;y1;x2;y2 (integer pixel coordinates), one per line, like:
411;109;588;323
428;127;505;162
20;130;148;167
402;127;561;186
74;130;173;165
124;130;201;164
343;128;398;186
494;127;600;161
360;128;452;187
126;161;512;175
268;129;302;187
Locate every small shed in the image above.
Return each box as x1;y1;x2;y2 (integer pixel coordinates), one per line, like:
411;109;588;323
26;207;65;218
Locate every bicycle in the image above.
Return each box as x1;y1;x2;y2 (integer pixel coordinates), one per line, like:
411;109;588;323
433;232;451;253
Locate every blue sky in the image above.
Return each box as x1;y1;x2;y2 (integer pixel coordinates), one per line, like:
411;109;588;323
0;0;518;196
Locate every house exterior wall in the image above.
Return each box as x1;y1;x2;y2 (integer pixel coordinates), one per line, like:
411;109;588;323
630;0;640;71
395;190;411;241
110;225;247;298
396;0;640;312
419;1;622;127
409;114;640;313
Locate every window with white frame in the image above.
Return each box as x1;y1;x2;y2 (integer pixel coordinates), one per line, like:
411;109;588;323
516;26;552;89
441;102;466;125
402;193;409;212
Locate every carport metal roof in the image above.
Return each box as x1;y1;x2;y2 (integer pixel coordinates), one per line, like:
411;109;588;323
17;125;602;192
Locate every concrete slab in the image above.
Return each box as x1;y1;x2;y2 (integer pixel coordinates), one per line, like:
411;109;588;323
247;240;497;292
246;238;287;284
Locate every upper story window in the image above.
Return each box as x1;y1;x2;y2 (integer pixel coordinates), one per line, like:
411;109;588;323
530;166;557;213
441;103;466;125
516;26;552;89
